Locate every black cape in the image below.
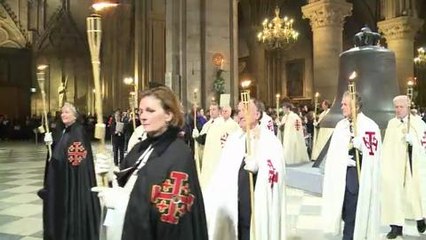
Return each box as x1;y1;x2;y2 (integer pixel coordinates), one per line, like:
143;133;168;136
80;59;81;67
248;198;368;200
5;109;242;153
120;127;208;240
44;122;100;240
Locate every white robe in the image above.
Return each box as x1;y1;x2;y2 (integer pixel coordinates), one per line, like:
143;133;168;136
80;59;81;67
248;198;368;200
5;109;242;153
279;111;309;165
126;125;146;152
322;113;382;239
194;118;216;170
381;115;426;226
204;126;286;240
200;117;240;190
260;112;275;133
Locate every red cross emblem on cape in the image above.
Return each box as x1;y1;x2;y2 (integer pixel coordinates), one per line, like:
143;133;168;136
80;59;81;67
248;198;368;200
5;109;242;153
151;171;195;224
267;120;274;132
295;119;301;131
363;131;378;156
267;160;278;188
220;133;229;148
421;131;426;149
67;142;87;166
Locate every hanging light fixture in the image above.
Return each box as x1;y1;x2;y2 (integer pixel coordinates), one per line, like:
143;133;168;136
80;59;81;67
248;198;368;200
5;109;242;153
257;6;299;51
414;47;426;67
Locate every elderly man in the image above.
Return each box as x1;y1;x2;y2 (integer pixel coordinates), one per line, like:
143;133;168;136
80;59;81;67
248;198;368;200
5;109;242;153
203;98;286;240
199;105;240;190
322;91;381;240
381;95;426;239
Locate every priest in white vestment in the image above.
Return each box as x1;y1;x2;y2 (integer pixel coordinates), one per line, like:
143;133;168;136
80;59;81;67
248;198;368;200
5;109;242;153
200;105;240;190
192;103;221;171
204;98;286;240
322;91;381;240
381;95;426;239
277;102;309;165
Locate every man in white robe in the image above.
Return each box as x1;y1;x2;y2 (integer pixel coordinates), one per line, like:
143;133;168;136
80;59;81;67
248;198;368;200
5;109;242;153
192;102;221;172
277;102;309;165
381;95;426;239
322;91;381;240
200;105;240;190
204;98;286;240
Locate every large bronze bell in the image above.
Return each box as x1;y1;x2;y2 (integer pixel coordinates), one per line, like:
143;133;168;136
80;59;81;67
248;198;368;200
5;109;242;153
313;27;400;165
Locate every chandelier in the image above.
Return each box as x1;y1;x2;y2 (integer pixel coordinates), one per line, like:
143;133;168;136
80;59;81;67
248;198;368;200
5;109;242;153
414;47;426;66
257;6;299;51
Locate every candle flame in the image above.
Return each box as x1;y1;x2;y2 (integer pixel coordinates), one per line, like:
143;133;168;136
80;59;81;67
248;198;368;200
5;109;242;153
349;71;357;80
241;80;251;89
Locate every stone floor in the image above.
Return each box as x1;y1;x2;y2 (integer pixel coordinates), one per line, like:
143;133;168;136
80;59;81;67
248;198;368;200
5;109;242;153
0;141;424;239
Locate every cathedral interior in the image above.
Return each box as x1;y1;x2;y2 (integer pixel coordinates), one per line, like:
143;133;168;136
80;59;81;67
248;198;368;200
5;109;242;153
1;1;426;240
0;0;425;120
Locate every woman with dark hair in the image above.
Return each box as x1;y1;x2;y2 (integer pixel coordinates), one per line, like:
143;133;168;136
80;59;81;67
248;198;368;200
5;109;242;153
98;86;208;240
42;102;100;240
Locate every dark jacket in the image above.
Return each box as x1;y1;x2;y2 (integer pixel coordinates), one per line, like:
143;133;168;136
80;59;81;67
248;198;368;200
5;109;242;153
120;127;208;240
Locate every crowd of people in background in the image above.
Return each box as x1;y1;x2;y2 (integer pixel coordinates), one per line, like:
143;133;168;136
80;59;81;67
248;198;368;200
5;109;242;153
2;103;426;159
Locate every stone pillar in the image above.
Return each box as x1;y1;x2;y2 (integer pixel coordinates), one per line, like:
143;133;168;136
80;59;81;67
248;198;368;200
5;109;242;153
204;0;238;106
378;16;423;93
246;26;266;102
166;0;238;109
302;0;352;101
166;0;185;101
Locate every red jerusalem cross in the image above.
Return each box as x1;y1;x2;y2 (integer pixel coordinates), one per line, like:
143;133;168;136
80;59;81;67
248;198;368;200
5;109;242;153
267;160;278;188
267;120;274;132
295;119;301;131
421;131;426;149
151;171;195;224
67;142;87;166
363;131;378;156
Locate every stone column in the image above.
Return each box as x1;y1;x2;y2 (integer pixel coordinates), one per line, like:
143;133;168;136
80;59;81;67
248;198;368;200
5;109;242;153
378;16;423;93
204;0;238;106
246;26;266;102
302;0;352;101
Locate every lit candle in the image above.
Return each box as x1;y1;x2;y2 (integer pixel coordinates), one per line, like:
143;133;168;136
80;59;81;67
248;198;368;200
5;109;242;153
276;93;280;115
314;92;320;121
193;89;198;129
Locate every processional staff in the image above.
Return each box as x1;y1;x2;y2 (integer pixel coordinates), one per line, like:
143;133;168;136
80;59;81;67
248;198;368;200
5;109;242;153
348;71;361;179
404;80;415;184
87;14;108;187
313;92;320;145
313;92;320;122
193;89;201;176
130;91;136;130
275;93;280;116
36;67;52;161
240;80;256;240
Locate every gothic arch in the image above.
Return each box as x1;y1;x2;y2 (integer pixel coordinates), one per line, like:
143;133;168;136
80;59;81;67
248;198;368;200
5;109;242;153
0;4;28;48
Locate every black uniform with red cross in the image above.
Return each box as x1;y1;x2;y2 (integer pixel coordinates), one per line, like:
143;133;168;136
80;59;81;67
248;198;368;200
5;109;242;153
44;122;100;240
119;127;208;240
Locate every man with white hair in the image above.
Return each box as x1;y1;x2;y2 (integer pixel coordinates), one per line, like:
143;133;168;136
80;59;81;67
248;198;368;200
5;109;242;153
199;104;239;190
381;95;426;239
322;91;382;240
203;98;286;240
